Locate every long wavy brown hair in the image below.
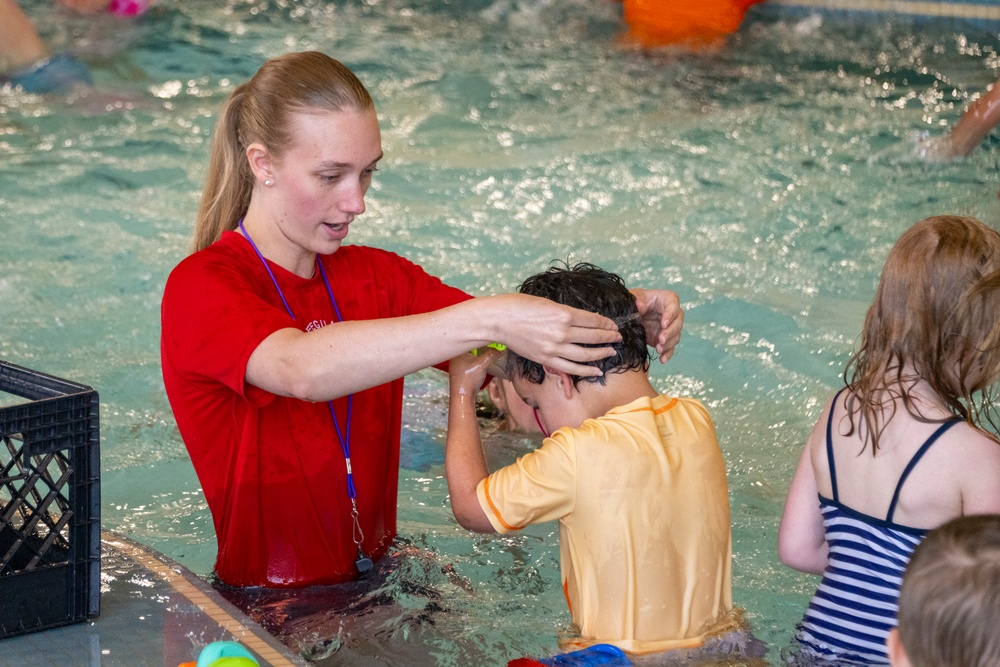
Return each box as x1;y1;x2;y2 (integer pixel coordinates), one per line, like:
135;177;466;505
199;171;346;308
192;51;374;252
844;215;1000;453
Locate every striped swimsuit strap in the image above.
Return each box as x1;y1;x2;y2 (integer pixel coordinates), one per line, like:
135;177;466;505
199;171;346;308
824;389;962;521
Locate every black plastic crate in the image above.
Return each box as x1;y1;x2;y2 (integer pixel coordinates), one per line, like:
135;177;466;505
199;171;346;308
0;361;100;639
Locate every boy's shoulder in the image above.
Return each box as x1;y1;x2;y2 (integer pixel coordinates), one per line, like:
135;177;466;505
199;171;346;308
567;394;716;439
551;394;720;457
603;393;710;419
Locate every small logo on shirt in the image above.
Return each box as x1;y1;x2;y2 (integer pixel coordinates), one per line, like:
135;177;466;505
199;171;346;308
305;319;334;332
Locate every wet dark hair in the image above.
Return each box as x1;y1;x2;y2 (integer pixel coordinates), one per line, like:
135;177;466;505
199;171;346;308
506;261;650;386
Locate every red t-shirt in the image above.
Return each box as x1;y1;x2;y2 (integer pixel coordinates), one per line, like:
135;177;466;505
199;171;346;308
161;231;470;587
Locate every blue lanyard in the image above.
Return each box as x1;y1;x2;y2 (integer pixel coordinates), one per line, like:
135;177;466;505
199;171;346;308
237;220;372;571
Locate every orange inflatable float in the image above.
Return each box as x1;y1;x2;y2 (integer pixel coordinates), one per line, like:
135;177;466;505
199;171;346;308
622;0;766;49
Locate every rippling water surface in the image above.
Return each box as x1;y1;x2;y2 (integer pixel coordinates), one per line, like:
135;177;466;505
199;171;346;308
2;1;999;664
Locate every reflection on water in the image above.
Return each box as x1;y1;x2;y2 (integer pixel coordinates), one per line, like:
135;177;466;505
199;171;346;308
215;541;482;666
3;0;1000;663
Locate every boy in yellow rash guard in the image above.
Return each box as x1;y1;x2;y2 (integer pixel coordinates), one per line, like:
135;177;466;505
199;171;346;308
445;262;744;661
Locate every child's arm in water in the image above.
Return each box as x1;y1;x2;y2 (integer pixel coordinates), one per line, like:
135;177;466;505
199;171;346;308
777;405;829;575
923;78;1000;160
941;80;1000;158
446;348;501;534
0;0;93;93
0;0;47;72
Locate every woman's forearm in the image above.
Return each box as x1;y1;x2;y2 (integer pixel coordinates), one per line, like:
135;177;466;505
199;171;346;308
246;294;620;401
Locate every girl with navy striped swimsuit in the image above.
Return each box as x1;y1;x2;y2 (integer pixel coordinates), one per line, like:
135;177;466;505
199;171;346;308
778;215;1000;665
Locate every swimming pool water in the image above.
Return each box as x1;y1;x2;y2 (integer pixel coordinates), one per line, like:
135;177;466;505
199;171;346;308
2;0;999;664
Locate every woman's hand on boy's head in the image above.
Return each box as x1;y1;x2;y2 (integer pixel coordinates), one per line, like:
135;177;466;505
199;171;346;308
449;347;503;396
630;288;684;363
489;293;618;378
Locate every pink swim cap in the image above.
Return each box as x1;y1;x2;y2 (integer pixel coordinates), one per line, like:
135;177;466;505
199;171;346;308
107;0;148;17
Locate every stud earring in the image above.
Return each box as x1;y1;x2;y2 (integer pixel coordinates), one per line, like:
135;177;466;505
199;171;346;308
264;179;273;186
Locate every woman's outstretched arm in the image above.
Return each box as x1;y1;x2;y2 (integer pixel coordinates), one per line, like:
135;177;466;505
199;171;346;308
246;293;622;402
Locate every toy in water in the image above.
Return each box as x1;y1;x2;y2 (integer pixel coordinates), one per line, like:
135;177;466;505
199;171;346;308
178;640;260;667
471;342;507;354
509;643;633;667
622;0;766;49
471;342;509;380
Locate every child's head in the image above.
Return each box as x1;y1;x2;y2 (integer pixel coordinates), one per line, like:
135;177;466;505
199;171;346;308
846;215;1000;445
505;261;650;387
503;262;651;436
887;514;1000;667
485;377;542;433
